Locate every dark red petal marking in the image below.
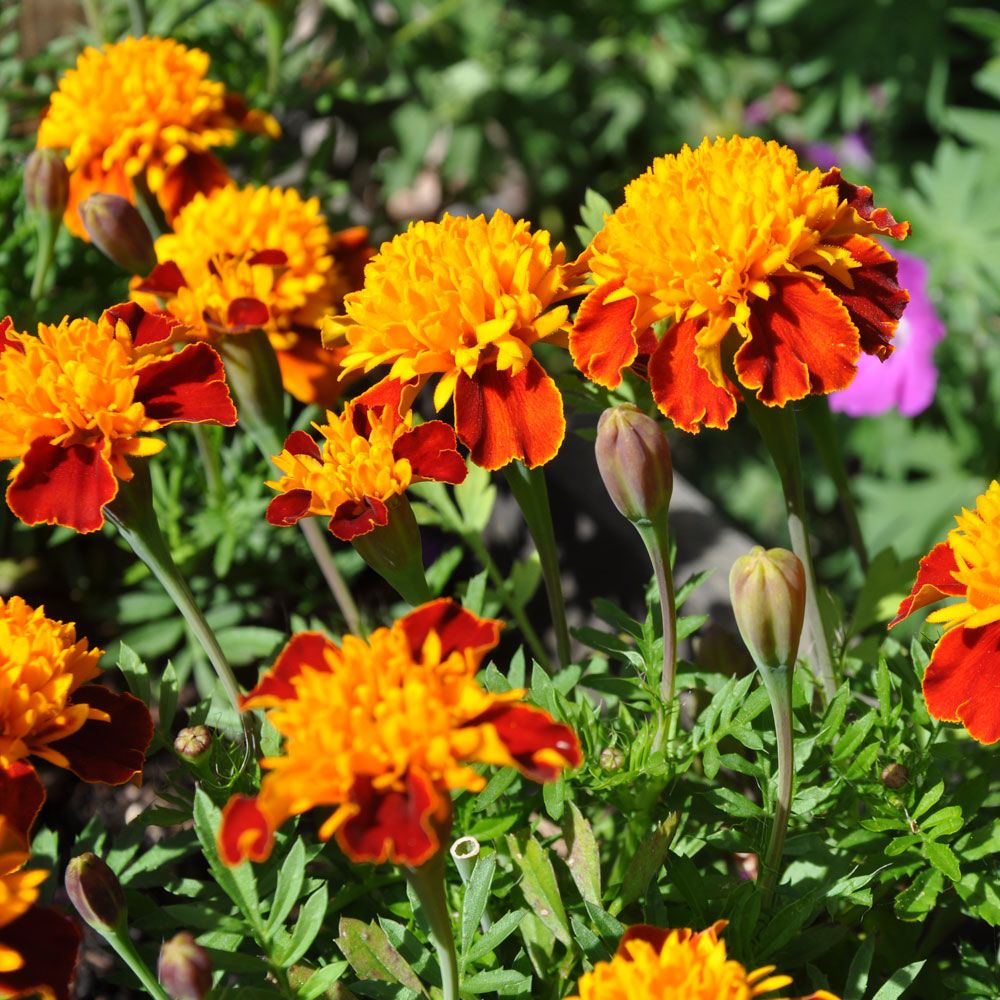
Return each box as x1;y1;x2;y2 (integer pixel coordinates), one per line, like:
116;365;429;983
466;703;581;780
354;377;411;417
617;925;672;960
227;298;271;330
648;319;739;433
0;762;46;845
49;686;153;785
821;168;911;240
103;301;177;348
0;316;23;354
6;438;117;533
134;342;237;426
282;430;322;461
336;770;446;866
328;495;388;541
266;489;313;527
0;906;81;1000
890;542;963;627
329;226;374;299
243;631;335;707
218;796;274;865
399;598;502;661
134;261;187;295
393;421;467;485
569;280;640;389
247;249;289;267
159;152;230;224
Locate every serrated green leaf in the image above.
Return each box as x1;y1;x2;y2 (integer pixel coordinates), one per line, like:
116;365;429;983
461;853;496;958
894;869;943;921
922;841;961;881
563;801;601;906
275;885;329;967
506;834;571;946
336;917;425;994
870;960;926;1000
268;838;307;935
465;909;527;964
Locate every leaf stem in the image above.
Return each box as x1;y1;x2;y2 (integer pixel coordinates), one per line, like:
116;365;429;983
406;852;460;1000
757;664;794;906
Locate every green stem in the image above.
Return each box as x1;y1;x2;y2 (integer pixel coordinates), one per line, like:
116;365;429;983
106;464;255;750
105;926;173;1000
126;0;148;35
262;4;285;98
463;531;550;669
406;852;460;1000
352;495;432;606
503;462;571;668
450;836;492;932
802;396;869;572
191;424;225;507
131;175;166;240
757;664;794;906
29;214;59;302
300;516;362;634
743;399;837;702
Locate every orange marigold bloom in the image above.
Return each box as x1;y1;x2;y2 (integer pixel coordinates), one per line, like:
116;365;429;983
564;923;838;1000
266;378;467;540
219;599;582;867
0;595;152;784
132;183;372;404
0;304;236;533
36;36;279;239
0;763;81;1000
328;210;585;470
571;135;910;433
891;480;1000;744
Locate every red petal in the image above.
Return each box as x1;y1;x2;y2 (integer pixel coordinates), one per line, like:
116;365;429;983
0;762;46;845
569;280;640;389
617;925;672;959
48;686;152;785
283;430;322;460
0;316;23;354
134;343;237;427
243;631;335;707
0;906;81;1000
266;489;313;527
393;421;467;485
227;297;271;330
329;226;374;300
336;770;446;866
219;795;274;865
102;301;177;348
466;703;581;780
735;275;859;405
354;377;414;417
247;249;288;267
399;598;502;662
889;542;962;627
823;235;909;360
454;358;565;471
821;168;910;240
923;621;1000;744
648;319;739;432
158;152;230;224
6;438;117;533
134;261;187;295
328;495;388;541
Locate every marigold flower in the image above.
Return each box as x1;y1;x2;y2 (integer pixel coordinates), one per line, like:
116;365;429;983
0;595;152;783
219;599;582;867
571;135;910;433
132;184;372;404
0;303;236;533
564;922;838;1000
266;379;467;540
36;36;279;239
891;480;1000;743
0;762;81;1000
328;210;585;470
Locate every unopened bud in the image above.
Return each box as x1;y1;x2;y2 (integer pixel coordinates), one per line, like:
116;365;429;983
729;547;806;671
24;149;69;218
64;853;126;932
599;747;625;771
881;763;909;789
78;194;156;274
158;932;212;1000
174;725;213;764
595;405;673;524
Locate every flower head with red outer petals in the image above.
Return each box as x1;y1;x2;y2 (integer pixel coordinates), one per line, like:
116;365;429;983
0;303;236;533
891;481;1000;744
265;379;467;540
218;599;581;867
0;763;81;1000
327;210;588;470
563;921;839;1000
570;135;910;433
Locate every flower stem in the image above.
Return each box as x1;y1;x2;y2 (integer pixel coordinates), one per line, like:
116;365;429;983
757;664;794;906
503;462;571;668
131;174;166;240
743;399;837;702
104;926;173;1000
29;213;59;302
191;424;225;507
125;0;148;35
405;852;460;1000
299;516;362;633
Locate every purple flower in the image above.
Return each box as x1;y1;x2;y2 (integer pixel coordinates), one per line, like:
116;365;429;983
829;251;945;418
801;130;874;173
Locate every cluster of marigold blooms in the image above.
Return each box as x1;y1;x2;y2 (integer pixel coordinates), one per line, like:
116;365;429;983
2;28;994;1000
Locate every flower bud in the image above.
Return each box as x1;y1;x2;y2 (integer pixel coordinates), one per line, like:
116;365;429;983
158;932;212;1000
881;763;909;789
24;149;69;218
78;194;156;274
599;747;625;771
728;547;806;671
595;405;673;524
174;725;213;764
64;853;127;932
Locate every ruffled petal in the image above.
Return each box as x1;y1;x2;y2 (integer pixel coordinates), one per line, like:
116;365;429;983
735;274;859;405
0;906;81;1000
399;598;502;663
0;316;19;354
227;298;270;331
393;421;467;485
569;280;639;388
354;377;419;417
243;631;335;708
6;438;117;534
158;151;230;224
134;342;237;426
648;319;739;433
218;795;274;865
465;703;582;780
0;762;46;847
134;261;187;296
102;301;178;348
453;358;565;470
889;542;962;627
328;495;389;541
821;168;910;240
266;489;313;527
